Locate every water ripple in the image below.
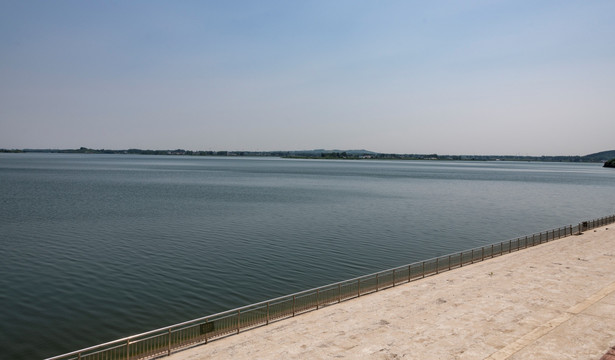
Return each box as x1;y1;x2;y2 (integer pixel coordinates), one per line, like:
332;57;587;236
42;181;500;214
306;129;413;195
1;155;614;359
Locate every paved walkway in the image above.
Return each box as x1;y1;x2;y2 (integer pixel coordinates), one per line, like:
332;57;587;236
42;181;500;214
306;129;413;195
169;225;615;359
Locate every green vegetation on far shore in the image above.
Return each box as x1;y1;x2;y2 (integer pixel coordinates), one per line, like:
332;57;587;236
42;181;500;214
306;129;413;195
2;147;615;163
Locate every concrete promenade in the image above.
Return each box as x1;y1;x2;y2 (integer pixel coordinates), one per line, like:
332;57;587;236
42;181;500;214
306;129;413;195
169;225;615;359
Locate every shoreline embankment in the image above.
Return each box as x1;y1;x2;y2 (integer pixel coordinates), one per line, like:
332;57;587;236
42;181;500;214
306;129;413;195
168;224;615;359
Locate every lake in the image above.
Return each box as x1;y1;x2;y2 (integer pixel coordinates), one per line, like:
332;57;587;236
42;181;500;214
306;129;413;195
1;154;614;359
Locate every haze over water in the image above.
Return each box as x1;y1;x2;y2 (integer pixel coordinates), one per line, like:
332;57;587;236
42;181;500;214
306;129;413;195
1;153;614;359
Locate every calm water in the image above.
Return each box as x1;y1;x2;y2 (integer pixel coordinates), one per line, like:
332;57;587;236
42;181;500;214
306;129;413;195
1;154;614;359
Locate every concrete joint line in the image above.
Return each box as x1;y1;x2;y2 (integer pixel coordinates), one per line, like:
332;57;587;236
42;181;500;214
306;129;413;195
484;280;615;360
566;281;615;315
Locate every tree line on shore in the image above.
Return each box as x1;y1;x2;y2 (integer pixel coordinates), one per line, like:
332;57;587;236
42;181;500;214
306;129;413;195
2;147;614;163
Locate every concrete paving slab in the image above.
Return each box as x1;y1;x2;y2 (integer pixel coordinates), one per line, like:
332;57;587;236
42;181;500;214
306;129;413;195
508;313;615;360
167;226;615;360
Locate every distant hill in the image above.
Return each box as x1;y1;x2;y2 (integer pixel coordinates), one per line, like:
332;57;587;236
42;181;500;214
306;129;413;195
582;150;615;162
295;149;377;155
284;149;378;158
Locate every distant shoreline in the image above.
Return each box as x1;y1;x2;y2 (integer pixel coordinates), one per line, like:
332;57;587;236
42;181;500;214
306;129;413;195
1;147;613;163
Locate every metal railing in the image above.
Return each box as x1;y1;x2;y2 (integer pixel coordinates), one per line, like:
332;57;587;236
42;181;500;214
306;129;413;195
46;215;615;360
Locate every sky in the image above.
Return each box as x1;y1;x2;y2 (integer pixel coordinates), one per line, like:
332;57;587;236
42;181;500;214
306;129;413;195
1;1;614;156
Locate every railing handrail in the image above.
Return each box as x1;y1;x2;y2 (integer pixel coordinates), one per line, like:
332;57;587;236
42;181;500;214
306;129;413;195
44;214;615;360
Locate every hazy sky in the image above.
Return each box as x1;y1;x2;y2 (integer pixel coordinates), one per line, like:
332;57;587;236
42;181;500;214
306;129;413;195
1;1;614;155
